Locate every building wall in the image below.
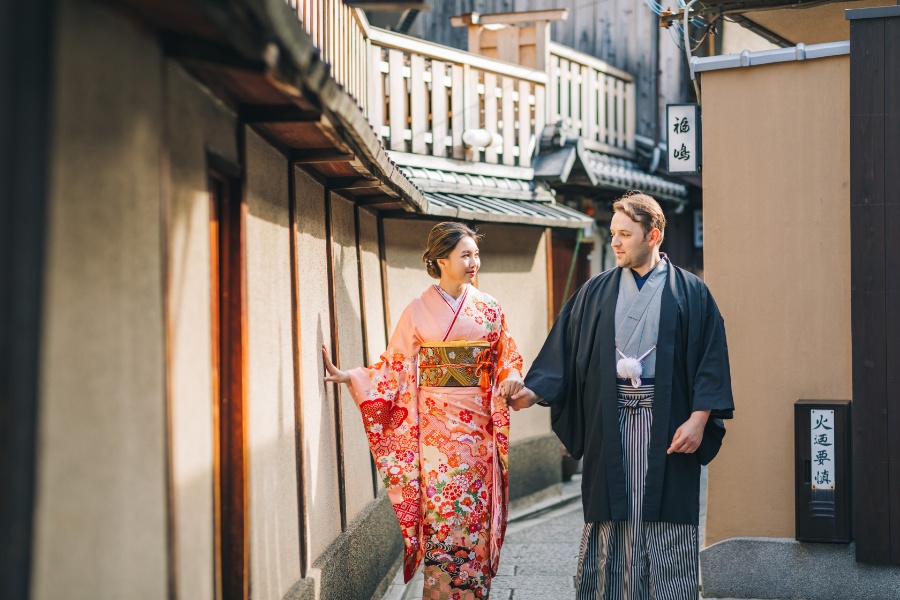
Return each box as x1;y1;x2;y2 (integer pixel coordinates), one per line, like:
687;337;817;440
33;1;169;596
701;56;851;543
293;168;344;567
477;224;552;443
166;62;238;600
244;129;303;597
331;194;378;522
34;4;568;598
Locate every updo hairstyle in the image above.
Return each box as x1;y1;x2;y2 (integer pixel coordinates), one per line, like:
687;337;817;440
422;222;482;279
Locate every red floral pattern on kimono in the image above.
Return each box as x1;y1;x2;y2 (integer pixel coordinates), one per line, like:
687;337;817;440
347;286;522;599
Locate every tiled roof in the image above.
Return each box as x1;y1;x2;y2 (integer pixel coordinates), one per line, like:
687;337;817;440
394;166;591;228
533;141;689;201
423;192;592;229
584;151;688;200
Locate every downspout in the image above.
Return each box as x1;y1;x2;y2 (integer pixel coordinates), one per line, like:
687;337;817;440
684;0;702;103
649;7;662;173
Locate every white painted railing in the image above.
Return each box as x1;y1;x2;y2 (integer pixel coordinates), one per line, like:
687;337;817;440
549;42;635;158
366;29;546;168
287;0;370;114
286;3;636;166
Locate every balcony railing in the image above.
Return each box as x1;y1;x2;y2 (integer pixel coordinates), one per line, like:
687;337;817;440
367;28;546;168
549;42;635;158
288;0;369;114
286;3;635;168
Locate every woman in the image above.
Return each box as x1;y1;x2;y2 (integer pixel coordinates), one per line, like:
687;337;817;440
322;222;524;599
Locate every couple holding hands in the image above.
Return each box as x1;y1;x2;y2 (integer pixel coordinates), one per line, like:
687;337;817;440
323;192;733;600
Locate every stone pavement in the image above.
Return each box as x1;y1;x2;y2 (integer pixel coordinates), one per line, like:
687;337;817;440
380;478;584;600
380;469;762;600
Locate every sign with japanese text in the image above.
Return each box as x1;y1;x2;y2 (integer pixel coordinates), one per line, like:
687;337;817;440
666;103;700;174
811;409;835;490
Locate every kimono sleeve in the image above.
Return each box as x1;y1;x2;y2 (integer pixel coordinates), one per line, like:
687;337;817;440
491;306;524;393
690;302;734;420
347;303;419;415
524;292;586;458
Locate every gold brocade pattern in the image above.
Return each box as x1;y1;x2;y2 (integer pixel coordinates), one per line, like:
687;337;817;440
419;342;492;388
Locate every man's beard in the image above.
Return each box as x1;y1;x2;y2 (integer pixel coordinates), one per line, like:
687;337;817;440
618;243;653;271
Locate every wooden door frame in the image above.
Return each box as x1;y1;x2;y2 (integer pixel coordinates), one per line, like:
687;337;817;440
208;153;250;598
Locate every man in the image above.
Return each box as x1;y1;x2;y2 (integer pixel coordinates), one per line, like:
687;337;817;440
509;192;733;599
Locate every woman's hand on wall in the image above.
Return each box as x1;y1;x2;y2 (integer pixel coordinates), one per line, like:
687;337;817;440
322;345;351;385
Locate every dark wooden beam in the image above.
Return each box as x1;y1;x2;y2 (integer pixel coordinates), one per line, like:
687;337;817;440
353;195;401;207
240;105;321;123
0;1;54;598
161;33;270;72
328;177;383;191
290;149;355;164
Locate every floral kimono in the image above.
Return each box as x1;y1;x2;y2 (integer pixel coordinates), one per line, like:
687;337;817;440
347;284;523;599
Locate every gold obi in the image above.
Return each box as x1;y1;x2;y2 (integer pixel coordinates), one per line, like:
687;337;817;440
418;341;492;389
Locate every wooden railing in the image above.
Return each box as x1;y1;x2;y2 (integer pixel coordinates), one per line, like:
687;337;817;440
366;28;547;168
286;3;635;166
287;0;369;114
549;42;635;158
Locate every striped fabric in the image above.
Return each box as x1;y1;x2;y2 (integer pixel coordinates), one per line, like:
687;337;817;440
575;382;699;600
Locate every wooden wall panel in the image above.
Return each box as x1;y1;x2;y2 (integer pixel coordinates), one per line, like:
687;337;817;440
849;15;900;565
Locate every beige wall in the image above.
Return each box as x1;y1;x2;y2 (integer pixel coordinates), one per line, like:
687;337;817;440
383;219;437;331
359;209;388;363
719;20;778;56
244;129;302;597
166;62;238;600
331;194;377;520
702;56;851;544
747;0;890;45
477;225;552;443
294;168;343;566
33;1;168;597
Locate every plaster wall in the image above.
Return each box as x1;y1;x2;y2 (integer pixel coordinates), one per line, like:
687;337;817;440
33;1;168;596
165;62;238;600
476;225;552;443
358;209;388;363
382;219;436;332
244;129;302;597
331;194;377;520
701;56;852;544
294;168;343;566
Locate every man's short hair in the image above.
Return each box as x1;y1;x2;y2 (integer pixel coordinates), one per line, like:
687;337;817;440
612;191;666;246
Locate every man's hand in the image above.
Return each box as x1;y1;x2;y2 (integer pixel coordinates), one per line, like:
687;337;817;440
497;376;525;400
508;386;542;411
667;410;711;455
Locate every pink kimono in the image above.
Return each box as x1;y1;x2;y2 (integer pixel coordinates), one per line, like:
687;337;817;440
347;285;523;599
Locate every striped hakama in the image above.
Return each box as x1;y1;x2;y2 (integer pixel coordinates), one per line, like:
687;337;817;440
576;381;699;600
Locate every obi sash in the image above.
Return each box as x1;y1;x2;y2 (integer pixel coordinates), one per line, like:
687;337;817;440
418;341;492;388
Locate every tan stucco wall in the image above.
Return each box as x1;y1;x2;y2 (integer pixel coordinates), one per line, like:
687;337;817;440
748;0;890;45
383;219;436;330
33;1;168;597
383;220;552;443
702;56;851;544
331;194;377;520
359;209;388;362
244;129;302;596
294;168;343;566
477;225;552;443
166;63;238;600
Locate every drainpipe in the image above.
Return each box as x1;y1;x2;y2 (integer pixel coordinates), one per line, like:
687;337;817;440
650;6;662;173
684;0;702;103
